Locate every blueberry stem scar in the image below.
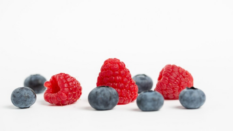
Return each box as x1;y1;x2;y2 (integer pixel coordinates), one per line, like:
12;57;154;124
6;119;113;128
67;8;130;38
99;86;111;88
187;87;197;90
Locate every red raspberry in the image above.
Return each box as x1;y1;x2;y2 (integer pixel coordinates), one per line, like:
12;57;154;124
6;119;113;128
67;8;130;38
97;58;138;105
44;73;82;105
155;65;193;100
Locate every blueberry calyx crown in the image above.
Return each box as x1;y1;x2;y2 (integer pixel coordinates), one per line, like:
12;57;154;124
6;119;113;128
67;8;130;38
136;74;147;77
135;74;148;80
187;87;197;90
141;90;154;93
98;86;111;88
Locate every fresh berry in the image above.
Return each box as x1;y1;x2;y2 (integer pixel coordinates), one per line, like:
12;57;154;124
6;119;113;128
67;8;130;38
97;58;138;105
24;74;47;94
136;90;164;111
179;87;206;109
11;87;36;109
88;86;119;110
155;64;193;100
133;74;153;93
44;73;82;106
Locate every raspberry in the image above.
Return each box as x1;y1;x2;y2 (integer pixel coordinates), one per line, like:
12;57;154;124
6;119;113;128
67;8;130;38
97;58;138;105
44;73;82;105
155;64;193;100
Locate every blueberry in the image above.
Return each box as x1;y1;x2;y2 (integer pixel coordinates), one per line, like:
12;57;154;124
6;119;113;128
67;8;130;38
179;87;206;109
133;74;153;93
11;87;37;109
24;74;46;94
88;86;119;110
136;90;164;111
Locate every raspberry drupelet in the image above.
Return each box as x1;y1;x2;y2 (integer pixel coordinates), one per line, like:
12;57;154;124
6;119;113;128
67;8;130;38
155;64;193;100
44;73;82;105
97;58;138;105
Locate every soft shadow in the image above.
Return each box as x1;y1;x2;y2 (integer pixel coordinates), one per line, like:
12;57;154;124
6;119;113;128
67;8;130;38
83;106;95;111
131;108;142;112
82;106;113;111
174;106;200;110
38;99;85;107
174;106;187;110
131;108;160;112
37;100;58;107
4;105;27;110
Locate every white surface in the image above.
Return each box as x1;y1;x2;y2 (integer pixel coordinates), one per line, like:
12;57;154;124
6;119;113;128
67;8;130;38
0;0;233;131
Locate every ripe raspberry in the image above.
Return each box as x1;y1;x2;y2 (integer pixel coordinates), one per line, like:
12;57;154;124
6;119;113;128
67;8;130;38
155;65;193;100
97;58;138;105
44;73;82;105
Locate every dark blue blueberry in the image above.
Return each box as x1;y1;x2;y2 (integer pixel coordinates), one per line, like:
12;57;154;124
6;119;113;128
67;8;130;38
136;90;164;111
133;74;153;93
24;74;46;94
88;86;119;110
179;87;206;109
11;87;37;109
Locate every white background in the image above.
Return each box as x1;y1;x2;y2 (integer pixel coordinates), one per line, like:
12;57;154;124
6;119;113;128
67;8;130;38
0;0;233;131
